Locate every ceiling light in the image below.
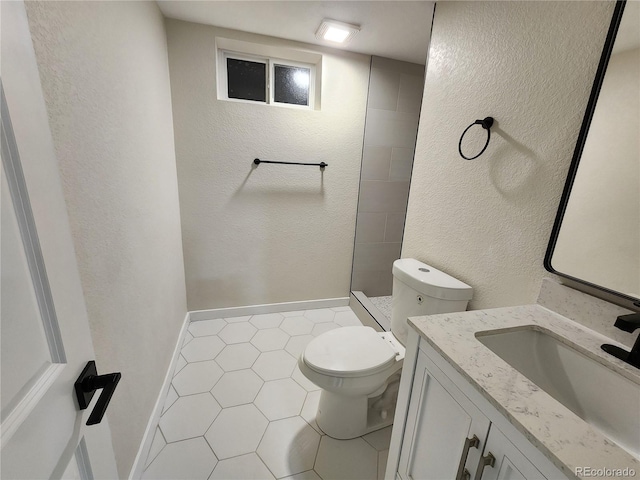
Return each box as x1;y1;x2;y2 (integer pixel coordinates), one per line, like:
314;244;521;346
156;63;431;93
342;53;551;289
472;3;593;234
316;19;360;44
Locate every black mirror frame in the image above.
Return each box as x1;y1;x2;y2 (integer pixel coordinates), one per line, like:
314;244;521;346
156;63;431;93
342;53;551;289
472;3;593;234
544;0;640;310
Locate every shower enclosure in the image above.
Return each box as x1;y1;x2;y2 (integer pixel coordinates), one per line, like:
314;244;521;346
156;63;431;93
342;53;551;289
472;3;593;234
350;56;425;330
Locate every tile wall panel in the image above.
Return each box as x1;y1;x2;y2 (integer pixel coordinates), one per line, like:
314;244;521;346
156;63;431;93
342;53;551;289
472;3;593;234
351;57;424;296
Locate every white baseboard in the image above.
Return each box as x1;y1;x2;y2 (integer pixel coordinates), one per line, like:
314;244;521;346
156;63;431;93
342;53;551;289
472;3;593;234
128;312;191;480
189;297;350;322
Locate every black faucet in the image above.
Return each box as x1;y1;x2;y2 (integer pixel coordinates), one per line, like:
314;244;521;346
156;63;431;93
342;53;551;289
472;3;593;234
601;313;640;368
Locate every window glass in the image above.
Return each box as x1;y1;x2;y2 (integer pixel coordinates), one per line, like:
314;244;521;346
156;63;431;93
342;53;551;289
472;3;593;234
226;58;266;102
273;64;310;106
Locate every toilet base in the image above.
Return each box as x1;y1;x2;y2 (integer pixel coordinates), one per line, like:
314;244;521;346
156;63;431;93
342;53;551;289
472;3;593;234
315;378;399;439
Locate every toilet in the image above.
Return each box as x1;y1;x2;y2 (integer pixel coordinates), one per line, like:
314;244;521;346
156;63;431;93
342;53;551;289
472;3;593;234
298;258;473;439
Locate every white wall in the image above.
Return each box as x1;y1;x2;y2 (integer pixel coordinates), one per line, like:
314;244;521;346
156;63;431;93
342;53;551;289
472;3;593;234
553;48;640;297
403;1;616;310
25;2;187;476
166;19;370;310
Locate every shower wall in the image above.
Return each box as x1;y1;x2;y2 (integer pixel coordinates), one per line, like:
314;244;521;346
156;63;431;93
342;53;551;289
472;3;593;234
351;56;425;296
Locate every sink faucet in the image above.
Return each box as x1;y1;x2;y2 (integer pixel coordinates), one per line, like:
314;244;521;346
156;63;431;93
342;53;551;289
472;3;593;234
601;313;640;368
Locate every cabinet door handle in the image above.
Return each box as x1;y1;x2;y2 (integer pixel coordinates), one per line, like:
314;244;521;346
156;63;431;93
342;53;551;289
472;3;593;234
455;435;480;480
474;452;496;480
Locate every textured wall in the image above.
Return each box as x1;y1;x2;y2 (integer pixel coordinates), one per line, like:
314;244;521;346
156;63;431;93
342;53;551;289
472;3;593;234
166;19;369;310
351;57;424;297
25;2;187;476
553;48;640;297
403;1;615;310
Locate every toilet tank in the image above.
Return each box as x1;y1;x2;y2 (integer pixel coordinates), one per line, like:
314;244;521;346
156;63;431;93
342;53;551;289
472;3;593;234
391;258;473;346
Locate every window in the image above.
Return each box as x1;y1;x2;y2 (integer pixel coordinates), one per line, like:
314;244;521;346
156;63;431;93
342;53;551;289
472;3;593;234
226;57;266;102
217;41;320;110
273;64;310;106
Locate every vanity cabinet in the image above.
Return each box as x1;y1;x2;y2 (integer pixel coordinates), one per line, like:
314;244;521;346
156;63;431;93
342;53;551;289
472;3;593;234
387;330;569;480
397;349;490;479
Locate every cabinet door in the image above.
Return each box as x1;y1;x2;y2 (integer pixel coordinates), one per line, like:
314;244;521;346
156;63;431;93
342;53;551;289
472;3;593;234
398;350;490;480
475;425;548;480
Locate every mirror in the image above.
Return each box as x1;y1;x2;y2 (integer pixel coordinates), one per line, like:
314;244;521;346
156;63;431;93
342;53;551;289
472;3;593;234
545;0;640;306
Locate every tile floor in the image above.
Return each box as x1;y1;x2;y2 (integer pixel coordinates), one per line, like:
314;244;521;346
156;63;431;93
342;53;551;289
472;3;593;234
141;306;393;480
368;296;392;322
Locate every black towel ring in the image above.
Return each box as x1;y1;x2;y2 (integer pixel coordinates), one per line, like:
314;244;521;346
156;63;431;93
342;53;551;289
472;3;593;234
458;117;494;160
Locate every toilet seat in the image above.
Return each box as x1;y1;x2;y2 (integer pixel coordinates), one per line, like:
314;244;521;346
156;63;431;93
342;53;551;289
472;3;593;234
303;326;398;377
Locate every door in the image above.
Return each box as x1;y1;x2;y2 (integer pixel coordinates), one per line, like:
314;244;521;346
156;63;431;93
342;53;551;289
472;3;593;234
1;1;119;478
397;349;490;480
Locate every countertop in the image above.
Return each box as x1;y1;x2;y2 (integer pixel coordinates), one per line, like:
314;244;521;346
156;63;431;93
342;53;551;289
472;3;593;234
407;304;640;480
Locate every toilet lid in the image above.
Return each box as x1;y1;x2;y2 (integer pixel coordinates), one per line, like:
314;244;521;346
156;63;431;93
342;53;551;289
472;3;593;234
303;326;397;377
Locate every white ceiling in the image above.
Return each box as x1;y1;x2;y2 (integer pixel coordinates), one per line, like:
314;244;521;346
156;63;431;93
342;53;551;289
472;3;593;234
157;1;435;65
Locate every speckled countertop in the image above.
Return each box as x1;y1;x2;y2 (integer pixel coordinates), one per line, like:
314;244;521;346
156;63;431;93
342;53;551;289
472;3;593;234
408;305;640;480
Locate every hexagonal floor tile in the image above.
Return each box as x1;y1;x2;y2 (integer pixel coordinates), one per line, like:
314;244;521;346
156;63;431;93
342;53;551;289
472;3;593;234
252;350;296;381
144;427;166;469
159;393;221;443
172;360;223;396
218;322;257;344
224;315;252;323
205;403;268;460
254;378;306;420
250;328;290;352
174;355;187;375
378;450;389;480
142;437;217;480
331;306;352;312
257;416;321;478
300;389;323;434
314;436;378;480
304;309;335;323
280;316;314;336
250;313;284;329
292;366;320;392
216;343;260;371
311;322;341;337
281;471;322;480
189;318;227;337
182;336;225;362
285;335;314;359
162;385;178;414
334;310;363;327
363;426;393;451
209;453;275;480
211;369;263;407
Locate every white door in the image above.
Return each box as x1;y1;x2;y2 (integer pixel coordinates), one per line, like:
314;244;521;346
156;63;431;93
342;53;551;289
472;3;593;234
1;1;119;478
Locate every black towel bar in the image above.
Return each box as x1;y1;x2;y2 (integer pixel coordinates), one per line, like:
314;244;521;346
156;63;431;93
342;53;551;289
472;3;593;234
254;158;327;169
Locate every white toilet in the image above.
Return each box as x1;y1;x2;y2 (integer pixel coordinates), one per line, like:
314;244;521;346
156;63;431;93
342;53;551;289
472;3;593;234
299;258;473;439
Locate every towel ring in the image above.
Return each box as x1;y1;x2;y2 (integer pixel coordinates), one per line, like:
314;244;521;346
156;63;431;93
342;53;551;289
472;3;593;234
458;117;494;160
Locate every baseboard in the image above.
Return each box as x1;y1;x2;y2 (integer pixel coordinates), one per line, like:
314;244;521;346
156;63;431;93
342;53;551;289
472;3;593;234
128;312;191;480
189;297;350;322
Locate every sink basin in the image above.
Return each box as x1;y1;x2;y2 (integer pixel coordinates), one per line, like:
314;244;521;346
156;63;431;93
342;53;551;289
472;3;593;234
476;327;640;459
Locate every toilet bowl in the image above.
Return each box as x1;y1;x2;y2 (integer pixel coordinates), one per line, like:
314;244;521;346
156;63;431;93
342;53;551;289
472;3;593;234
299;258;473;439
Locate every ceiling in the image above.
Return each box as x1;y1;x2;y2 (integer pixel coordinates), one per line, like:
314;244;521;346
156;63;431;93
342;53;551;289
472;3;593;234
157;1;435;65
